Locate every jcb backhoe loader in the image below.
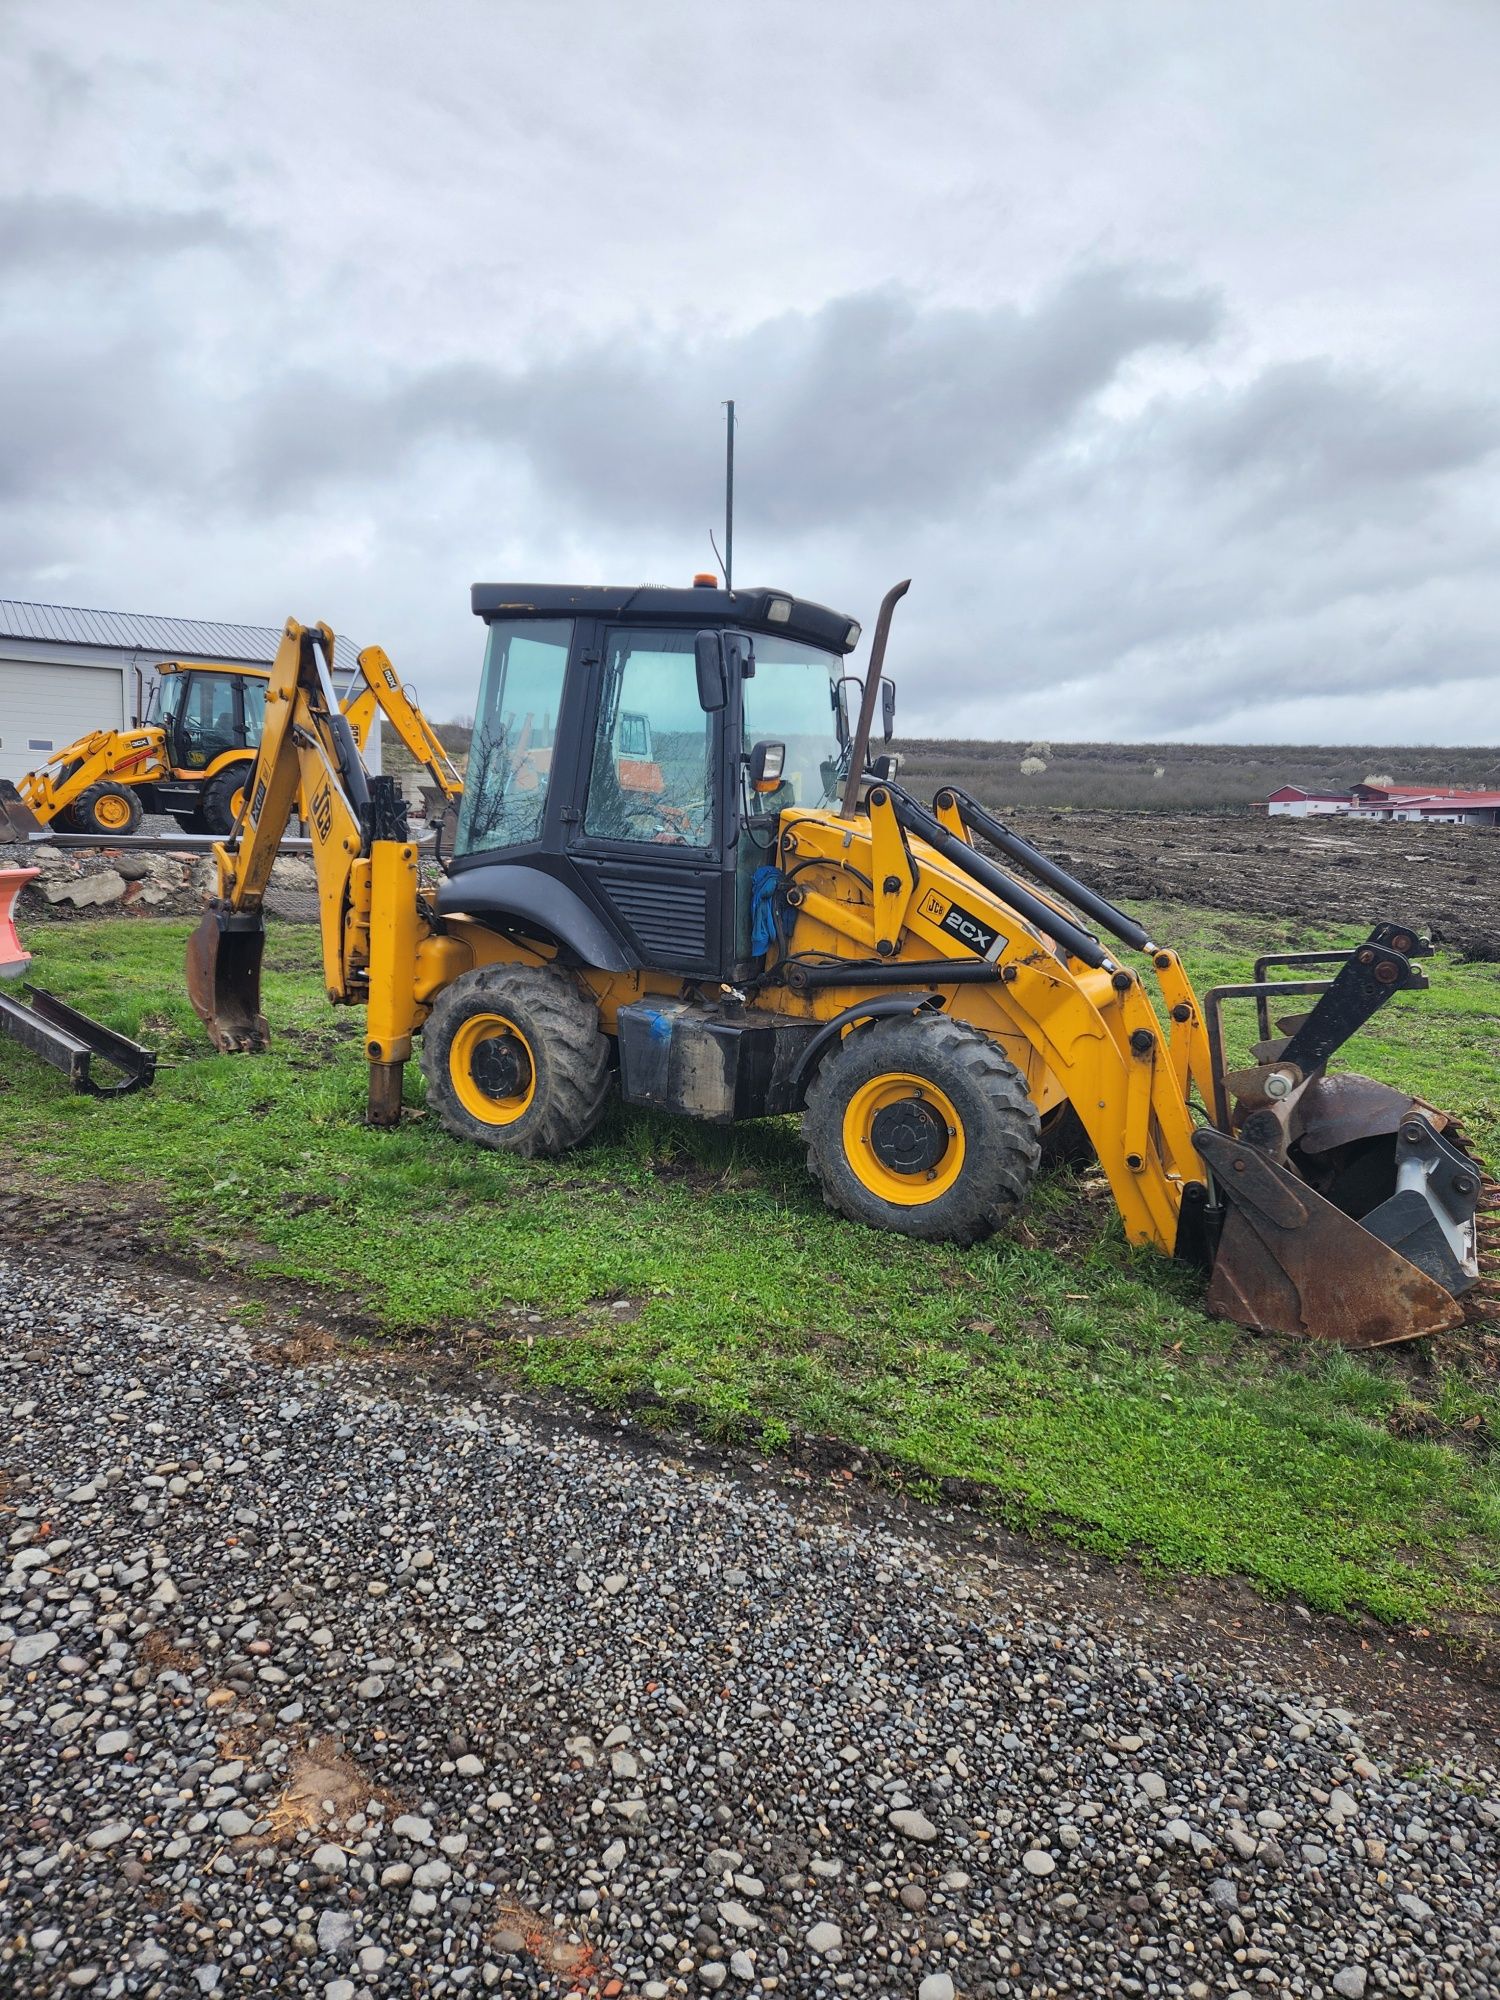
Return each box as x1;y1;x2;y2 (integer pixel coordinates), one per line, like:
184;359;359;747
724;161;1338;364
1;649;419;840
187;588;1489;1349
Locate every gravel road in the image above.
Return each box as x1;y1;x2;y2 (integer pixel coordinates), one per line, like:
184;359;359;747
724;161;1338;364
1;1247;1496;2000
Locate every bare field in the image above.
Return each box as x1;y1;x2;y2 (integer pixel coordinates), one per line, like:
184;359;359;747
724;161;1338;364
998;807;1500;961
893;736;1500;812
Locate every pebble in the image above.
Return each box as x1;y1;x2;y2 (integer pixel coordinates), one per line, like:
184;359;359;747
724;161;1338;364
1022;1848;1056;1876
9;1631;59;1667
806;1920;842;1954
919;1978;955;2000
888;1808;938;1842
315;1910;355;1956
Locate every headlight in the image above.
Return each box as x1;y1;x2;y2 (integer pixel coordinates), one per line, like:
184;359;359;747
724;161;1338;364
844;622;862;648
766;597;792;623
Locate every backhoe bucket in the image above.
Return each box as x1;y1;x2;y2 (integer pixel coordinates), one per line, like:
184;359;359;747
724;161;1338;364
186;903;269;1053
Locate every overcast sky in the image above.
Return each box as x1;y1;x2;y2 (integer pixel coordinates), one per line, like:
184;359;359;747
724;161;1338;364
3;0;1498;744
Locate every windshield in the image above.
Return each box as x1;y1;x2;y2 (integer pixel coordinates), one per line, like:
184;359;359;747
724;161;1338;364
741;635;846;808
146;673;187;726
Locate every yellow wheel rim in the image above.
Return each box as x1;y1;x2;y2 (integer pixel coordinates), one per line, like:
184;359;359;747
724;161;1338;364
94;793;132;831
842;1072;966;1206
449;1013;536;1125
229;785;247;821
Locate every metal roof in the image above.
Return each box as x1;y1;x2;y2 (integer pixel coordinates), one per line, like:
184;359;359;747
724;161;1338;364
0;598;362;665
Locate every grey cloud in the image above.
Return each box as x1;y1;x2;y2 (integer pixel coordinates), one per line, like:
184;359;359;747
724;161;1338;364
233;265;1223;527
1170;358;1500;519
0;194;250;275
0;333;186;503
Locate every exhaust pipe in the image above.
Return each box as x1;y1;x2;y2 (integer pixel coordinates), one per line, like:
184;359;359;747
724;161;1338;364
185;903;269;1053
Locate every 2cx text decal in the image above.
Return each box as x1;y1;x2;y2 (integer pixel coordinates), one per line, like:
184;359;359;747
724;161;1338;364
918;887;1008;962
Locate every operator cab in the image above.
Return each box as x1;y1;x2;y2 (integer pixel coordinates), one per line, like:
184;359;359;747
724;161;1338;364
445;582;876;982
146;664;268;773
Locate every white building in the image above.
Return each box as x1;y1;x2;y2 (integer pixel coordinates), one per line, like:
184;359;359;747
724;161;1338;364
1264;786;1354;817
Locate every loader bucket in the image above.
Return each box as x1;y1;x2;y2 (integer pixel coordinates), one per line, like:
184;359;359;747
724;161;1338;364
1190;919;1487;1346
1197;1127;1467;1347
0;779;45;841
186;903;270;1053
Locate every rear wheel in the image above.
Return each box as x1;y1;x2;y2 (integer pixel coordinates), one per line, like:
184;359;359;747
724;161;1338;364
803;1014;1041;1244
199;766;250;835
419;963;612;1157
68;782;143;836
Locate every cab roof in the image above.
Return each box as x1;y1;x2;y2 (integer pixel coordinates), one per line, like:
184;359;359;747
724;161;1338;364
470;583;861;656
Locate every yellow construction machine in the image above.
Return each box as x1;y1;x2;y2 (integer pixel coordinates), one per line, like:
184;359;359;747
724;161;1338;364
187;586;1487;1349
2;650;416;839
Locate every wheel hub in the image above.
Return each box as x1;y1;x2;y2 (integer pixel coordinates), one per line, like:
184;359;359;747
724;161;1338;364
869;1094;950;1175
471;1031;530;1101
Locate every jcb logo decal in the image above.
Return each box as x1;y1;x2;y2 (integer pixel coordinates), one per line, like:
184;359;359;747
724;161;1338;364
310;781;334;841
920;888;1007;962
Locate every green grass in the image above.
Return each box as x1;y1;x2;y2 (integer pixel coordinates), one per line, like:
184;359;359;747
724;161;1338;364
3;910;1497;1627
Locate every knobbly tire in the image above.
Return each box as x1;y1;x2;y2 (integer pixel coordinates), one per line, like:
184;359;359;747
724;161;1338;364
802;1014;1042;1244
419;963;612;1158
1038;1100;1095;1172
199;766;250;836
67;782;144;836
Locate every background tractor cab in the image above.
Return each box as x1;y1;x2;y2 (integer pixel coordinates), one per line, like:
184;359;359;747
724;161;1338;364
139;662;268;830
446;580;870;983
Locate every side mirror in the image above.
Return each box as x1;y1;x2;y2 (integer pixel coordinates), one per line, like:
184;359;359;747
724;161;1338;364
748;740;787;794
881;677;896;743
694;631;727;713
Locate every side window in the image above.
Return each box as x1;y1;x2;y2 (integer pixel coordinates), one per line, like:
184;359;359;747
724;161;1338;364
240;677;267;745
584;630;712;847
456;619;573;855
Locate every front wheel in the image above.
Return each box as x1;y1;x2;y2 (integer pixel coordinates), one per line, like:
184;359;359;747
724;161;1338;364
418;963;612;1157
802;1014;1041;1244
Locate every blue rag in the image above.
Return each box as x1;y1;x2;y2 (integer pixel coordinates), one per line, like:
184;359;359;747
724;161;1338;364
750;865;783;956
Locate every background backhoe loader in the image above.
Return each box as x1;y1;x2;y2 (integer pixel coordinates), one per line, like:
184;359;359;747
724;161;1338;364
1;650;414;840
187;588;1489;1350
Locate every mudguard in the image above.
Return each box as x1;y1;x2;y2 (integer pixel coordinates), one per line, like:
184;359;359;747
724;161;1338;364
436;863;635;971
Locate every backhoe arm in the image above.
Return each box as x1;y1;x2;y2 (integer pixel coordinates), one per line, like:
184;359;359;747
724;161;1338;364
343;647;464;804
187;618;445;1128
189;620;370;1048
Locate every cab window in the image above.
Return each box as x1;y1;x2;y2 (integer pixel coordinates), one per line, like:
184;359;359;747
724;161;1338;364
741;635;844;808
584;629;712;847
177;673;242;768
456;619;573;854
240;677;267;744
